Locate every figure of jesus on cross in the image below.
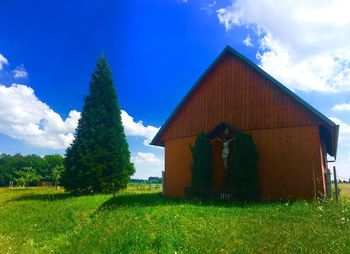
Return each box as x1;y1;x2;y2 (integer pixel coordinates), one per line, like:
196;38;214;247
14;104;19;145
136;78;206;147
217;137;235;170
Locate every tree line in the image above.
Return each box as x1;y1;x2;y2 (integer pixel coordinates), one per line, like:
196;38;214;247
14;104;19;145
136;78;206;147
131;177;162;184
0;153;64;187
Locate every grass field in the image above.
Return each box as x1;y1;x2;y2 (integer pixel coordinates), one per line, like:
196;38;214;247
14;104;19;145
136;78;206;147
339;183;350;197
0;185;350;254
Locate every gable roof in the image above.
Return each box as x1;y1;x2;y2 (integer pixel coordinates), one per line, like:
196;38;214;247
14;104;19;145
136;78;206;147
151;45;339;157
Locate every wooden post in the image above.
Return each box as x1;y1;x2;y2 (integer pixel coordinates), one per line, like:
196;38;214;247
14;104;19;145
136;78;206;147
162;171;165;195
333;166;339;202
312;168;316;201
326;168;332;199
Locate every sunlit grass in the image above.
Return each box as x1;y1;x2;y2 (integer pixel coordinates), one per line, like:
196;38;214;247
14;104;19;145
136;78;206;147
339;183;350;197
0;186;349;253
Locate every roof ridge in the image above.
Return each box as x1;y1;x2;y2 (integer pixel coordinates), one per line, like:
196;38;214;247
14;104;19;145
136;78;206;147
151;46;336;146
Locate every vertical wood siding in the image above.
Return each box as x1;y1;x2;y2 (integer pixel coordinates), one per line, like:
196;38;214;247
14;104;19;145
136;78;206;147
164;136;194;197
250;125;324;199
164;126;325;199
161;53;326;142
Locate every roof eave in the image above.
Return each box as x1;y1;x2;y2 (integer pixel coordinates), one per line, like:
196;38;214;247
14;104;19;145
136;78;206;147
332;124;340;159
150;45;338;148
150;47;231;147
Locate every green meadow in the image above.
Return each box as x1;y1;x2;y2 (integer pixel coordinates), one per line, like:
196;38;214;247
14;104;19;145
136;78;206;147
0;185;350;254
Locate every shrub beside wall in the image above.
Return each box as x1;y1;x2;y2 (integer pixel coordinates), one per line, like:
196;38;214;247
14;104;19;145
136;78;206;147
190;132;213;188
229;132;259;190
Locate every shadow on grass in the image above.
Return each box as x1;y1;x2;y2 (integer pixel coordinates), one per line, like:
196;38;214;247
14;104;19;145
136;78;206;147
96;192;265;213
97;192;175;211
7;192;73;203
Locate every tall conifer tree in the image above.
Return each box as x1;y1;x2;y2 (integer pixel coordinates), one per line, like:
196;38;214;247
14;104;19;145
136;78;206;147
61;55;134;194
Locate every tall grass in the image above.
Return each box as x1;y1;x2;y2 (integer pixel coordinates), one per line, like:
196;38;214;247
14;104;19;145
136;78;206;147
0;186;349;253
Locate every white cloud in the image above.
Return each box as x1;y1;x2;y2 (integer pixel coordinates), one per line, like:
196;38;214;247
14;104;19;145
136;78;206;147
216;0;350;92
131;152;163;179
332;103;350;112
0;82;159;150
132;152;162;165
121;110;159;146
12;65;28;79
243;34;253;47
200;1;216;14
0;83;80;149
0;53;8;70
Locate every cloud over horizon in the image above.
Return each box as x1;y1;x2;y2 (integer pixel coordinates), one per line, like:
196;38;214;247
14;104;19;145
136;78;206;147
131;152;163;178
0;83;80;149
121;110;159;146
0;83;160;151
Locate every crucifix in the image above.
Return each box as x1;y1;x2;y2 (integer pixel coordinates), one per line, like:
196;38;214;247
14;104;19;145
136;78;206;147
217;136;235;170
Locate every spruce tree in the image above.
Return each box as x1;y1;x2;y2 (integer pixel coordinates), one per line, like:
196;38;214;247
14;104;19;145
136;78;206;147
190;132;213;188
61;55;134;194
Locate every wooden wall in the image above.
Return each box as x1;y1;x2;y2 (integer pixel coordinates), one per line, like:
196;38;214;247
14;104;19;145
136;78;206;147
164;136;194;197
160;53;326;143
251;125;324;199
164;125;325;199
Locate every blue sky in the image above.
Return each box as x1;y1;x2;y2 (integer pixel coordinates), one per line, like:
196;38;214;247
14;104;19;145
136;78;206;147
0;0;349;180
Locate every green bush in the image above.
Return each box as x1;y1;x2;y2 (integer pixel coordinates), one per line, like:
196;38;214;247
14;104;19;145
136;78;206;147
190;132;213;188
228;132;258;190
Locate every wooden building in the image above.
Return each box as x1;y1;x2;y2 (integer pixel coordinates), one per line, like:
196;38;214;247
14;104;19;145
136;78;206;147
151;46;339;200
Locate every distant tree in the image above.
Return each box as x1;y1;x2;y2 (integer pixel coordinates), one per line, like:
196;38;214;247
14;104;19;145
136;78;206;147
15;166;41;188
190;132;213;188
228;132;258;190
44;154;64;181
51;165;64;189
148;177;162;184
131;179;148;184
61;55;135;194
0;153;26;186
24;154;47;178
0;154;13;186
